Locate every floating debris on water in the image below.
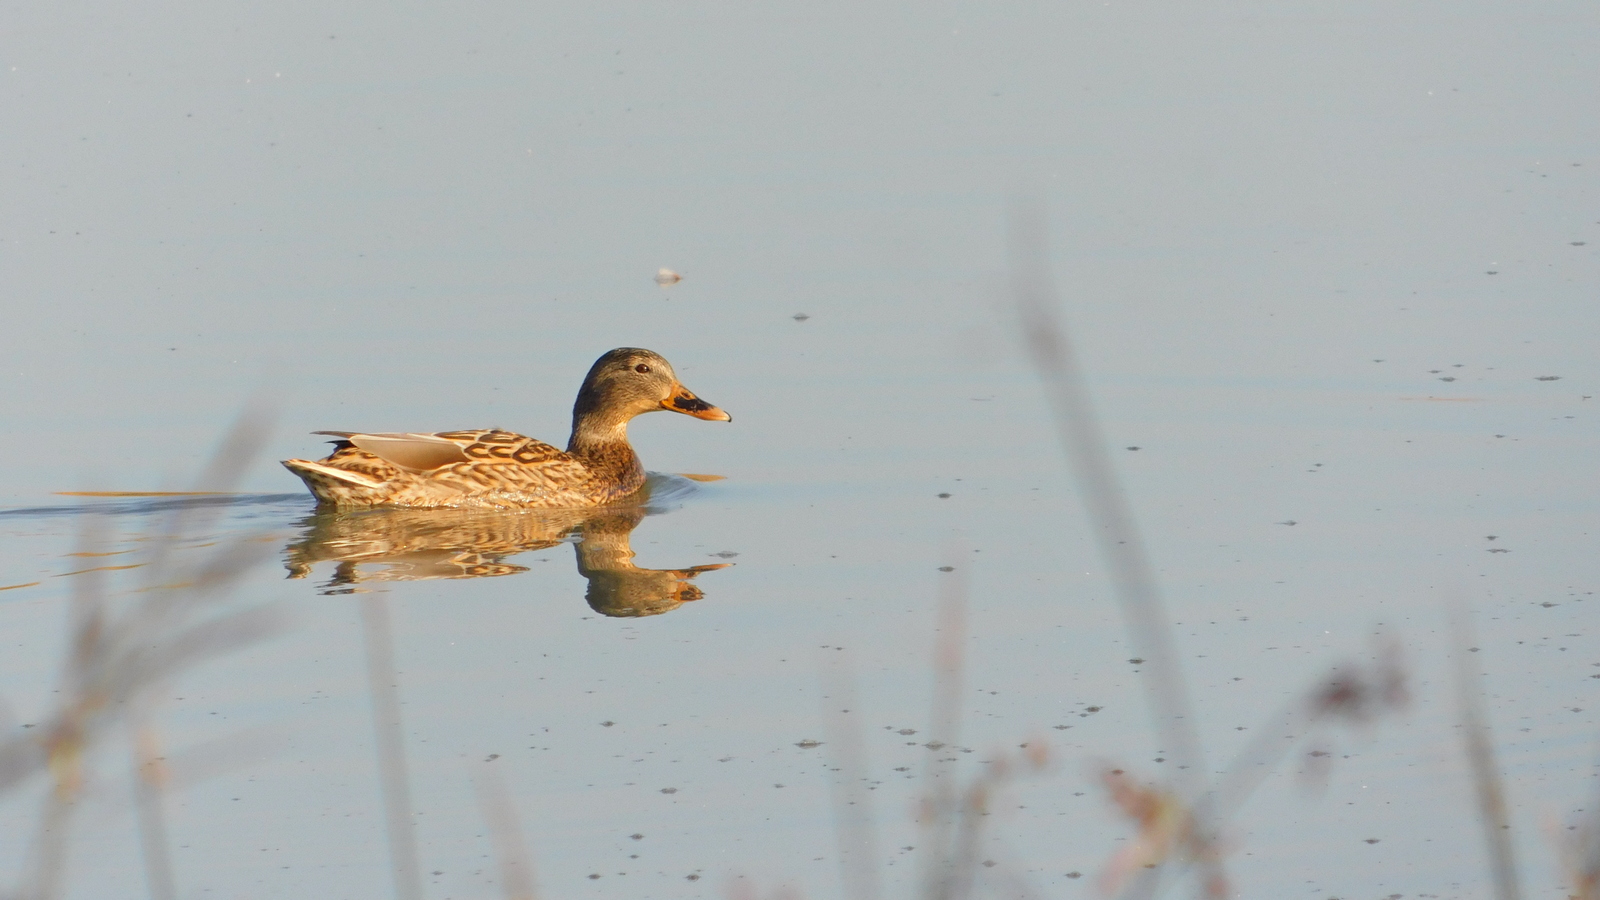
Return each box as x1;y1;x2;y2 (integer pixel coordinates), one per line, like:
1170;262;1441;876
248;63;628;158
792;312;810;321
654;267;681;286
794;739;823;749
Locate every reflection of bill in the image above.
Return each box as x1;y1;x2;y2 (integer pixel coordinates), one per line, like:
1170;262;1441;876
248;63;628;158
283;489;729;617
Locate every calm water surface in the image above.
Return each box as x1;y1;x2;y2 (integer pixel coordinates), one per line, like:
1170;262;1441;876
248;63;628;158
2;2;1598;899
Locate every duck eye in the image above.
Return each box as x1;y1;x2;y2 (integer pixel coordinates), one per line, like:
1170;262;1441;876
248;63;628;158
634;363;651;374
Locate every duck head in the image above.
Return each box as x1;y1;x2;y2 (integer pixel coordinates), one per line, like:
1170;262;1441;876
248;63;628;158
572;348;731;433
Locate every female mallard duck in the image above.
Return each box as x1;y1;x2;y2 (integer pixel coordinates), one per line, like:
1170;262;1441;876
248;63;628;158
282;348;730;509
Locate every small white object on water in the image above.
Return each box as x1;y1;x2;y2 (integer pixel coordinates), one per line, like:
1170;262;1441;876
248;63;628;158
654;267;682;287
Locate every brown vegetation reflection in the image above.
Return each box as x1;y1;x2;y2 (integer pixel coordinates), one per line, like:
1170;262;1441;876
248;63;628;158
283;501;729;617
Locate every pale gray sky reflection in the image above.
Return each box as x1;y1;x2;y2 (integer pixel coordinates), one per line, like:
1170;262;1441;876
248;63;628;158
1;2;1597;898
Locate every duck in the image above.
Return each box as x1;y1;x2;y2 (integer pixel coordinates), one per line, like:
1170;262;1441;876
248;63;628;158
281;348;730;509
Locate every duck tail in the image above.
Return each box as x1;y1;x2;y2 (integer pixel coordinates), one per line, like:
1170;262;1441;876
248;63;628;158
282;458;385;505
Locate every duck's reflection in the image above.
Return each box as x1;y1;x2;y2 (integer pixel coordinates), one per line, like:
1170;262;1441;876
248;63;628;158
284;488;728;616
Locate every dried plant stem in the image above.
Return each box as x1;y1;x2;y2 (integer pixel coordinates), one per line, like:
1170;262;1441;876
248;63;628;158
1007;200;1222;898
2;407;279;900
360;596;423;900
22;793;76;900
1007;202;1207;793
821;656;880;900
920;568;969;900
131;717;178;900
474;765;539;900
1449;601;1522;900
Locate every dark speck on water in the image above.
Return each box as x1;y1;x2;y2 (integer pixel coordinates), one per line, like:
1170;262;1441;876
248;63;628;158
1536;375;1562;381
792;313;810;321
938;566;954;572
937;492;951;498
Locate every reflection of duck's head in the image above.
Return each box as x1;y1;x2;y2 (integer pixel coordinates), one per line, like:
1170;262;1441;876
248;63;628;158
572;511;729;617
571;349;732;446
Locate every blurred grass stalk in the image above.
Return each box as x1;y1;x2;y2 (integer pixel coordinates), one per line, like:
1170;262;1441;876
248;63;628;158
917;567;968;900
360;595;424;900
1448;600;1522;900
1005;202;1419;899
1006;200;1220;897
0;405;284;900
474;763;540;900
821;654;881;900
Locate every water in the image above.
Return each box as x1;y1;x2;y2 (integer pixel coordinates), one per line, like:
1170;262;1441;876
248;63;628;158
2;1;1598;898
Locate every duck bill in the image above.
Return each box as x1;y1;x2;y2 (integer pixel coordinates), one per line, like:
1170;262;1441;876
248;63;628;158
661;385;732;421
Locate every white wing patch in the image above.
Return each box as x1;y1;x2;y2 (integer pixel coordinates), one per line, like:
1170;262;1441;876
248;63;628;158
347;433;473;471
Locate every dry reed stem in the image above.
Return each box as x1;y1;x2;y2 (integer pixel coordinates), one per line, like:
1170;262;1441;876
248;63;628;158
821;654;881;900
1555;767;1600;900
1005;199;1221;898
911;566;1054;900
131;715;177;900
1203;636;1407;827
918;566;969;900
1448;600;1522;900
1;405;283;900
474;763;540;900
360;595;424;900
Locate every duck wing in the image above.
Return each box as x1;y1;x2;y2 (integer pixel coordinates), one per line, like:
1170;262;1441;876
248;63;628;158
313;429;573;473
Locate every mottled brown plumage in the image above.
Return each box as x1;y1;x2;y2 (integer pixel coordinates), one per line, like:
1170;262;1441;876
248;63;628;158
281;348;730;509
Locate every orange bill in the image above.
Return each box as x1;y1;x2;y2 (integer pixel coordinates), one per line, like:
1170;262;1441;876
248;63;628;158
661;385;732;421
